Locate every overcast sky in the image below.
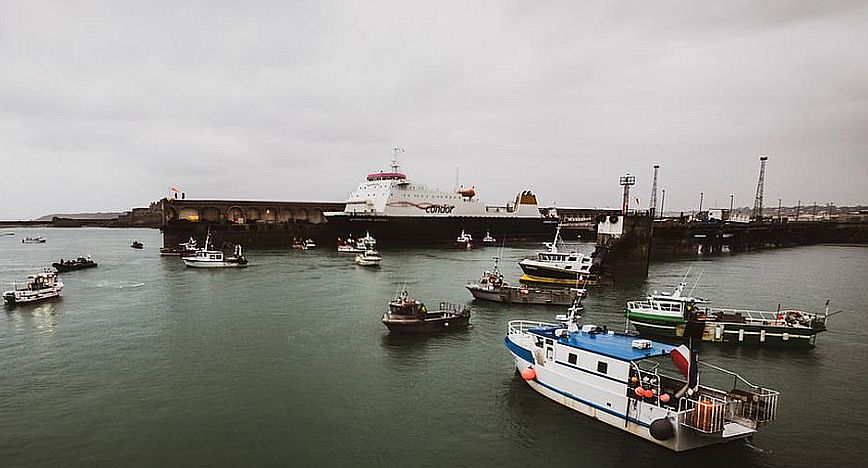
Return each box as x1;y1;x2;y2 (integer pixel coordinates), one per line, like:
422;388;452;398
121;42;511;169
2;1;867;219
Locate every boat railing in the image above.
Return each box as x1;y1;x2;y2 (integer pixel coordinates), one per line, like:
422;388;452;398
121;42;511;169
678;395;728;434
700;306;813;326
700;361;779;426
508;320;557;335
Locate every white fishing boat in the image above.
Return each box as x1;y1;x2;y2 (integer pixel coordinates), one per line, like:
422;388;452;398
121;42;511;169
505;311;780;452
518;226;595;285
21;236;46;244
3;268;64;304
354;249;382;267
303;239;317;249
455;230;473;249
182;233;248;268
337;236;365;253
482;230;497;246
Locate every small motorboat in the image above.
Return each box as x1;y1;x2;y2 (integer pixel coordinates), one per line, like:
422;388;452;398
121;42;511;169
355;249;382;267
337;236;364;253
3;268;64;304
22;236;46;244
160;237;198;256
455;230;473;249
291;238;307;250
52;256;98;272
131;240;144;249
482;230;497;246
2;232;14;236
303;239;317;249
382;290;471;333
182;232;248;268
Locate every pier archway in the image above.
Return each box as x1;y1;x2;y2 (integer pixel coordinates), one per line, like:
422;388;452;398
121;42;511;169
246;208;261;223
179;207;199;222
308;209;325;224
201;206;220;222
263;208;277;223
278;209;292;223
291;208;308;222
227;207;244;223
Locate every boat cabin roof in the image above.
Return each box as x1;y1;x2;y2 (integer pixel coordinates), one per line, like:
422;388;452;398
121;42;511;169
389;299;424;314
529;326;674;362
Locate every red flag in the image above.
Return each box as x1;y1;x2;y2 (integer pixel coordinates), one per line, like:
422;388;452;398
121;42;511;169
670;345;691;378
170;186;180;193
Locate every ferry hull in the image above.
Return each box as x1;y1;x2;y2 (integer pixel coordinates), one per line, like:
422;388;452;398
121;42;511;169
325;215;557;245
504;335;756;452
628;315;823;348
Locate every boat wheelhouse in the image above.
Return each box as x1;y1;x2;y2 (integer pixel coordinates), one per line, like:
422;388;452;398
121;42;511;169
505;319;779;452
3;268;64;304
626;282;829;347
518;226;596;285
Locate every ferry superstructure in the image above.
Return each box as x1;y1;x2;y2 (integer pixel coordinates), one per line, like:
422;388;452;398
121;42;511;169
324;149;557;244
504;318;779;451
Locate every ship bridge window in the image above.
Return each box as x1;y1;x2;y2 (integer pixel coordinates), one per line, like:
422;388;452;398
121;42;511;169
568;353;577;365
568;256;576;261
597;361;608;374
535;337;543;348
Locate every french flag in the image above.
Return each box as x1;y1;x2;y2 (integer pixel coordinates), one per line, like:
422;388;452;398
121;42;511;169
671;345;699;390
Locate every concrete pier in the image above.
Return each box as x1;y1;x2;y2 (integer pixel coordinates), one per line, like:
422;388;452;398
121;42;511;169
159;198;344;249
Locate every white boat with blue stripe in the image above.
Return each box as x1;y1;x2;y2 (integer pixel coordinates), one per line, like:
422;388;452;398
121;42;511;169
504;316;780;451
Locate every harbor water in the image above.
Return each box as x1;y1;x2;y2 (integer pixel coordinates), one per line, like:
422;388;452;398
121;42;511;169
1;228;867;467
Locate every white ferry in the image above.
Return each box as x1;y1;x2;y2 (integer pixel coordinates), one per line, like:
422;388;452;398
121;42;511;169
4;268;64;304
505;317;779;451
324;148;557;244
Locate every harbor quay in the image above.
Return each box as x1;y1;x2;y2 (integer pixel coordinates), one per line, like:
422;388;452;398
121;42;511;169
159;198;344;249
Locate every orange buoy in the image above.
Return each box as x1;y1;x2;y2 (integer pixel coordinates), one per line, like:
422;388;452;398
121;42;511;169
520;367;536;381
644;388;655;398
634;386;644;397
659;393;671;404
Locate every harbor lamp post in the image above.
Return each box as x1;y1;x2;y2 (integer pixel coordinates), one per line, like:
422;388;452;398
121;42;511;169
778;198;782;220
660;189;666;219
619;174;636;215
698;192;704;214
729;194;734;216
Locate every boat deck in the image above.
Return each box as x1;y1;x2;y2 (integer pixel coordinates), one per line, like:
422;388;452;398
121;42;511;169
528;325;674;362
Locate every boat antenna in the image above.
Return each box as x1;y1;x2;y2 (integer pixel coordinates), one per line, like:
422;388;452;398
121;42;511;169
689;270;703;296
392;147;404;172
455;164;460;191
